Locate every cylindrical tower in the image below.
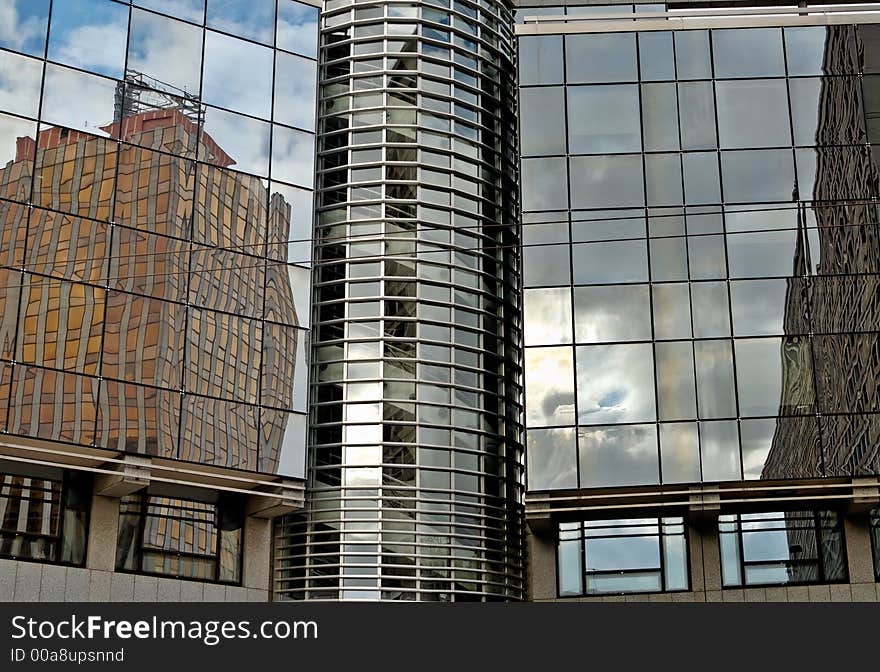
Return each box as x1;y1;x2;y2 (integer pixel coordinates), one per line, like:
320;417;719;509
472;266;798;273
275;0;523;600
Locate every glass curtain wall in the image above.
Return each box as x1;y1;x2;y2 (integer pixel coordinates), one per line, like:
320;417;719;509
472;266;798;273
520;21;880;493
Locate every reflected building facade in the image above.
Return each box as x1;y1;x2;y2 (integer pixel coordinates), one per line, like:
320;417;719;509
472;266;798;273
518;3;880;601
0;0;318;601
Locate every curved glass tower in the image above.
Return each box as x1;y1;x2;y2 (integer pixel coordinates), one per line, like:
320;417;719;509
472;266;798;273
275;0;523;600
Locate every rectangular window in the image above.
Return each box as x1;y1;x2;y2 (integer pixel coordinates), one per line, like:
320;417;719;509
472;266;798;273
557;517;688;596
116;493;245;584
0;470;90;566
719;510;847;587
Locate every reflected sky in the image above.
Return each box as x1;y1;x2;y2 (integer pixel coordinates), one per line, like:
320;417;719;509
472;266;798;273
525;346;575;427
48;0;128;79
0;0;50;58
579;424;659;487
576;343;655;424
0;50;42;119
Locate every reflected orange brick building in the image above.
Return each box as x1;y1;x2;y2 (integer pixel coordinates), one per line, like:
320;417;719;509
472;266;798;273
0;98;300;475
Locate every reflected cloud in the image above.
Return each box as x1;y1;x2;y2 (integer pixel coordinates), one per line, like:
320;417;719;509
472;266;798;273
576;343;655;424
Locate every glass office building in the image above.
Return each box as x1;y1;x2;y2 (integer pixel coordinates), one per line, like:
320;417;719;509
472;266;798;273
0;0;319;601
519;3;880;601
4;0;880;604
274;0;524;601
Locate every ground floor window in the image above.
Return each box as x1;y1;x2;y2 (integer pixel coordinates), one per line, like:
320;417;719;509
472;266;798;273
557;517;688;596
719;510;847;587
0;469;90;565
116;492;244;584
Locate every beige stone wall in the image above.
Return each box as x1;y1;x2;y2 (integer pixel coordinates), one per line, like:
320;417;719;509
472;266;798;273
0;560;268;602
527;513;880;603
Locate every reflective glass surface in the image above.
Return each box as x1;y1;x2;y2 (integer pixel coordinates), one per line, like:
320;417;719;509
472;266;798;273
0;0;319;481
557;518;688;596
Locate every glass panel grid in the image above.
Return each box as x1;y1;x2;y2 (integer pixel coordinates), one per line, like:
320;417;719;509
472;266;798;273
519;23;880;493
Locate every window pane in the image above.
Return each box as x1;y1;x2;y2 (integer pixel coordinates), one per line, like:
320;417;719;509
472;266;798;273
128;8;203;95
524;287;572;346
274;51;318;130
572;210;645;242
585;535;660;571
687;235;726;280
660;422;701;483
790;77;864;146
565;33;637;84
652;283;692;340
519;35;563;86
742;416;822;480
716;80;791;149
569;155;644;209
558;539;583;595
573;285;651;344
645;154;682;206
201;107;270;176
567;85;641;154
41;64;117;134
650;237;687;281
699;420;741;481
578;424;659;487
203;31;273;119
576;343;656;424
207;0;275;45
656;342;697;421
277;0;320;59
572;240;648;285
642;83;679;152
520;87;566;156
47;0;128;79
527;428;577;490
678;82;717;150
522;157;568;210
675;30;711;80
272;125;315;188
735;337;815;417
785;26;859;77
712;28;785;78
525;346;575;427
730;278;808;337
691;282;730;338
721;150;795;204
682;152;721;205
0;51;43;119
0;0;50;57
694;340;736;418
639;31;675;81
727;230;799;279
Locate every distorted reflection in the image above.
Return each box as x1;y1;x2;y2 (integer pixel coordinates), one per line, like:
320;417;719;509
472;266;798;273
719;511;846;587
128;8;203;96
0;11;317;479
